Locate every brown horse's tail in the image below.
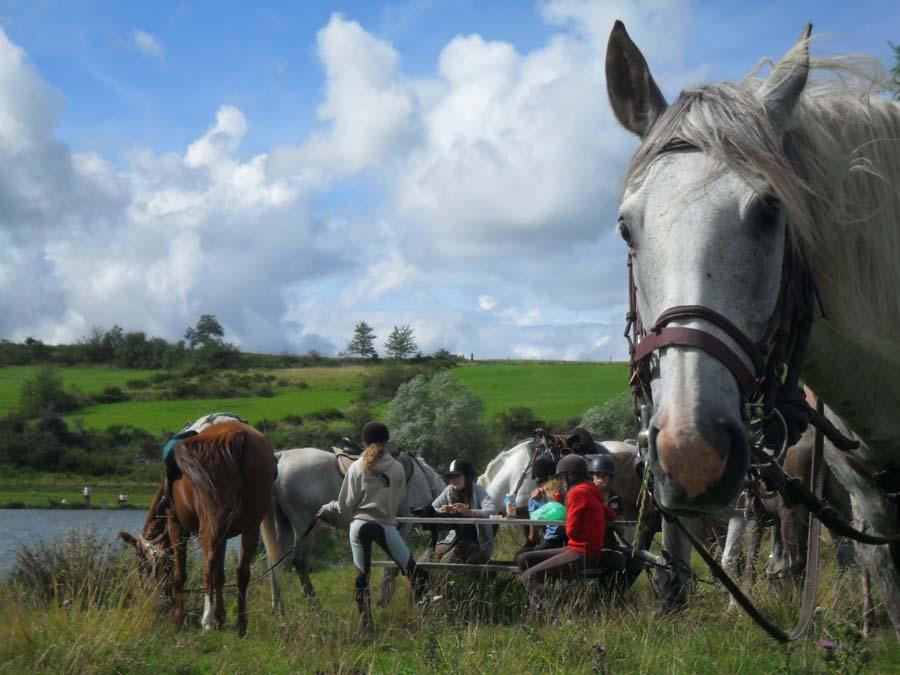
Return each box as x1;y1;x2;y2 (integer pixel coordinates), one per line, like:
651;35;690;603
174;423;248;531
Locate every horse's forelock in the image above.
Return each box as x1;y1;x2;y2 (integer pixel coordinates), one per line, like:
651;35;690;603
624;56;900;351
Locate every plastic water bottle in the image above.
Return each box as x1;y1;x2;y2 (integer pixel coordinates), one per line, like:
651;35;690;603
504;494;516;518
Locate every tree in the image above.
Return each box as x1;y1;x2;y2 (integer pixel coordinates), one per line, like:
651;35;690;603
579;393;637;443
386;370;489;471
18;364;81;418
891;41;900;100
346;321;377;358
185;314;225;349
384;324;417;359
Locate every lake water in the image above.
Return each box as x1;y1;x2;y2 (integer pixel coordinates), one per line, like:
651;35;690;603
0;508;149;576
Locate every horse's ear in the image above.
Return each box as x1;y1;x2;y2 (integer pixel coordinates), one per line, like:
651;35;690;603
605;20;667;137
118;531;137;547
757;23;812;135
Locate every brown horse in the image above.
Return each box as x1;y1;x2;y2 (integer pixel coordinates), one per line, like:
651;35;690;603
119;422;282;636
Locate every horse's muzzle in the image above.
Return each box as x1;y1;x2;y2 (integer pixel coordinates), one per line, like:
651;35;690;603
649;413;748;514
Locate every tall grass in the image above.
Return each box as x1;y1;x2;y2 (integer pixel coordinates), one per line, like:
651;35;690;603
3;527;900;673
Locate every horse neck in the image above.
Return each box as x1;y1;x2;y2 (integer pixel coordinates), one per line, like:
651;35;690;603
804;319;900;460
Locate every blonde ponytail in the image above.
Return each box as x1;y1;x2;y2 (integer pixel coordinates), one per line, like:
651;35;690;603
361;443;385;473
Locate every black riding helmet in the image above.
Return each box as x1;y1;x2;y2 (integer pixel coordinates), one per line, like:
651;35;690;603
586;453;616;477
445;459;476;482
531;456;556;482
555;454;589;478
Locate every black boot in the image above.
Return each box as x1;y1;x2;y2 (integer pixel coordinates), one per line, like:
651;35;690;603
355;573;374;634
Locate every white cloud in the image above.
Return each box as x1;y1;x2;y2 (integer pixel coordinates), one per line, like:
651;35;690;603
0;2;698;360
478;295;496;311
132;30;165;61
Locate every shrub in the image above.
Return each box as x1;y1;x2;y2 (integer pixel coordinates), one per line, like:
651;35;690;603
579;393;637;442
91;385;130;404
255;386;276;398
492;406;545;437
306;408;345;422
387;370;490;471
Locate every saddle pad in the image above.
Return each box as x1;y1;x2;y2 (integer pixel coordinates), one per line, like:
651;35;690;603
334;449;357;477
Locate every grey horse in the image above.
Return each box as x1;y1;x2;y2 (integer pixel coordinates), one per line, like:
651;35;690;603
271;447;444;602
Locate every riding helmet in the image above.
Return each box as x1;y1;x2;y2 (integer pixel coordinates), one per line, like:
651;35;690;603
361;421;390;445
445;458;476;481
586;453;616;477
531;456;556;481
555;454;589;477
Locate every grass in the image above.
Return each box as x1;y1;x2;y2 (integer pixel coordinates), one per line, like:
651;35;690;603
0;476;159;509
2;527;897;673
452;362;629;422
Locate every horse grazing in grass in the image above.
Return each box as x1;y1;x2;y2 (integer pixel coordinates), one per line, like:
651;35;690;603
606;21;900;632
119;422;282;636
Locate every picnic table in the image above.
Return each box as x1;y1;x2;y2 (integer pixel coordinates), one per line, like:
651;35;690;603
371;515;640;575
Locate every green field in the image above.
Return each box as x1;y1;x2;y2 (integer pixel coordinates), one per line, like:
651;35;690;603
0;362;629;507
68;387;358;433
0;366;157;415
453;362;629;421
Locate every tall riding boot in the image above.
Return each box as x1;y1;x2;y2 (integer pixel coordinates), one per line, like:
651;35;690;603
355;574;374;634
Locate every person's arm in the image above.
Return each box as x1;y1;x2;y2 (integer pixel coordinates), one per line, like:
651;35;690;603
432;486;451;511
470;487;497;518
565;487;595;543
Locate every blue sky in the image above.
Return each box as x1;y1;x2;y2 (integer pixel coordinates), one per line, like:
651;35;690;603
0;1;897;359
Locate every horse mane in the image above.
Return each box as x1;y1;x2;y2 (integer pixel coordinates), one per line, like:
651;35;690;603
625;53;900;356
174;422;249;526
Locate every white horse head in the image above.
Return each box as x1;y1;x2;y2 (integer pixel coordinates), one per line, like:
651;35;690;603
606;21;900;514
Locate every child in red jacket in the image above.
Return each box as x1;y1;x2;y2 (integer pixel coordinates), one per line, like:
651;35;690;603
517;454;616;608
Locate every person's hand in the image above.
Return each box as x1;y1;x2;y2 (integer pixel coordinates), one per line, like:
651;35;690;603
438;505;452;514
316;507;326;518
530;487;543;499
452;503;472;516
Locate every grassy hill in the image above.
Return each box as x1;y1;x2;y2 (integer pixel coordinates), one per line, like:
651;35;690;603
453;361;628;421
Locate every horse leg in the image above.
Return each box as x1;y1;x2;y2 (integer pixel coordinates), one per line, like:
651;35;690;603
214;539;227;630
656;518;694;612
742;514;763;590
378;567;397;607
168;519;187;628
200;533;218;632
851;496;900;639
721;513;746;611
292;539;317;601
857;542;876;638
236;527;259;637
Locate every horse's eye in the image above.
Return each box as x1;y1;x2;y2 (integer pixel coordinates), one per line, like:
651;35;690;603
617;218;633;247
749;194;783;229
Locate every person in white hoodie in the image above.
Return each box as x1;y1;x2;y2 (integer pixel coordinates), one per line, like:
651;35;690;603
318;421;427;631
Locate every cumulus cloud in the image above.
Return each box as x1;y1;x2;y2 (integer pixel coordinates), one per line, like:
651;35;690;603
2;2;697;360
132;30;165;61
